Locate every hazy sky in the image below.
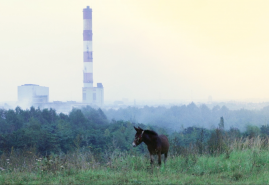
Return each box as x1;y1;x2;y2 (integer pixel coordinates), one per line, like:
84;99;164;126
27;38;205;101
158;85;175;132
1;0;269;103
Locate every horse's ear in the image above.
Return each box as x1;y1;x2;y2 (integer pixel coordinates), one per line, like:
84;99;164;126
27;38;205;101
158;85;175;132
134;126;138;131
138;126;143;131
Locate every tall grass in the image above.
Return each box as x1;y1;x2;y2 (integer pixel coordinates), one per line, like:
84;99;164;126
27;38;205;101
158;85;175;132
1;137;269;184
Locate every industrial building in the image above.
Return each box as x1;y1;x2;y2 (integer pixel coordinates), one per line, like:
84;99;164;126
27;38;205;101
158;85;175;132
18;84;49;105
82;6;104;107
16;6;104;111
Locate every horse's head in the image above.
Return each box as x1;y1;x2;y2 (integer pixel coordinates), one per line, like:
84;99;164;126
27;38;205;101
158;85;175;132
132;126;144;147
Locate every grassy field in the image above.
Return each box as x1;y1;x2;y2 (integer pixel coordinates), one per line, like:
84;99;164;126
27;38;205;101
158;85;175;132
1;137;269;184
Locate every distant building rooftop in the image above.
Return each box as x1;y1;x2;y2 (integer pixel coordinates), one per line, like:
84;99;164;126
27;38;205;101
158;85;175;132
22;84;39;86
97;83;103;88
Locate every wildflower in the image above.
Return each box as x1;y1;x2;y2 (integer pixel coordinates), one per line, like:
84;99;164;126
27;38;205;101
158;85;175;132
6;159;9;161
0;167;5;171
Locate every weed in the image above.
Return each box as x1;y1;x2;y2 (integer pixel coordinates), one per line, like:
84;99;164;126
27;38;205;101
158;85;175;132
232;172;243;181
1;136;269;184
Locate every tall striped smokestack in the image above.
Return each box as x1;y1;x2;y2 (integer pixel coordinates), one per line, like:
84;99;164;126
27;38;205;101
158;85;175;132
83;6;93;88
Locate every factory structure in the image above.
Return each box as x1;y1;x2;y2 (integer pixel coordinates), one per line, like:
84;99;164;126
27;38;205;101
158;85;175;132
18;84;49;105
16;6;104;111
82;6;104;105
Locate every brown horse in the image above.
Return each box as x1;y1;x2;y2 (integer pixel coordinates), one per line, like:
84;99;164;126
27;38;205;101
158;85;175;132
132;126;169;165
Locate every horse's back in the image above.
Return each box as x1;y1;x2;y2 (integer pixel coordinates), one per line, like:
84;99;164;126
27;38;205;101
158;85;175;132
159;135;169;154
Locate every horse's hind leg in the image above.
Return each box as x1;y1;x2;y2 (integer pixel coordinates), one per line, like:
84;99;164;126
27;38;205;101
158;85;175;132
150;154;154;164
164;153;168;164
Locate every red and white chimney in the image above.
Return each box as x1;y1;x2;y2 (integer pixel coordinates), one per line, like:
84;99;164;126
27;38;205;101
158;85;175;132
83;6;93;88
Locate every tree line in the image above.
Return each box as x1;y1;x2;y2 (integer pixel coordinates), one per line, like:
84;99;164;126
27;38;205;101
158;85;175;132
1;106;269;160
0;106;152;157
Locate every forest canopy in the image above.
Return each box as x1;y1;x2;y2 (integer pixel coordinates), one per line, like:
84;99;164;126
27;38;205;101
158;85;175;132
0;104;269;158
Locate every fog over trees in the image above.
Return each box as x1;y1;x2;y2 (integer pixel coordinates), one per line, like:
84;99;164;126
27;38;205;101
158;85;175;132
104;102;269;131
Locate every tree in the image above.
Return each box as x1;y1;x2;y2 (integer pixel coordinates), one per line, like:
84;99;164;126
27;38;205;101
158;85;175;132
219;117;224;130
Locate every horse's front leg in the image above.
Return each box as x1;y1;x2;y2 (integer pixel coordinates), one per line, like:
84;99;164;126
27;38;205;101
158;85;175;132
150;154;154;164
158;152;161;166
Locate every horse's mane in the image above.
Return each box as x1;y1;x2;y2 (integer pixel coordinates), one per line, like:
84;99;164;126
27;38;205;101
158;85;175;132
144;130;158;136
